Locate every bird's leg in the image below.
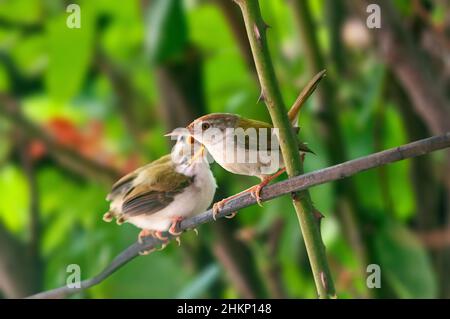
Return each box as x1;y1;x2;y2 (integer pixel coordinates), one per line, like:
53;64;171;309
138;230;170;255
139;241;169;255
250;168;287;206
153;230;169;241
213;190;250;220
168;216;184;236
138;229;153;244
212;168;288;218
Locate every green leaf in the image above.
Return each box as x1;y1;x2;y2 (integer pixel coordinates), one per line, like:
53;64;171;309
146;0;188;64
45;1;95;102
373;222;437;298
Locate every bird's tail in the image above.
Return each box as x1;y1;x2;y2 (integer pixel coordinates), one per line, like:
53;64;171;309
288;69;327;126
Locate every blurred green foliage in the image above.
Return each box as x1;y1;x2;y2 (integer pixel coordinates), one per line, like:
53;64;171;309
0;0;447;299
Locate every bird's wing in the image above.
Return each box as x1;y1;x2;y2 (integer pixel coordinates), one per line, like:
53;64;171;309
236;117;274;151
121;163;193;217
106;155;172;201
236;116;314;154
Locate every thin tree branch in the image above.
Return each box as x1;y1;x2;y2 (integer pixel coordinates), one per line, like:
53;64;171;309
235;0;336;298
27;132;450;299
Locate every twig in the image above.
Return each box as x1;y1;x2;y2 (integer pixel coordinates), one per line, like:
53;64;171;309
27;132;450;299
235;0;336;298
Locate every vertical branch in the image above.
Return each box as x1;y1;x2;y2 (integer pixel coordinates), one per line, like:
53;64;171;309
235;0;336;298
290;0;371;297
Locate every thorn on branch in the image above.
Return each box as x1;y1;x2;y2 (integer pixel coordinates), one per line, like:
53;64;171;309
257;88;266;103
262;21;270;30
253;23;262;42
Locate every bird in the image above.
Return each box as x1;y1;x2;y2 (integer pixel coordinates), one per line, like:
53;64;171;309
166;70;325;217
103;135;217;253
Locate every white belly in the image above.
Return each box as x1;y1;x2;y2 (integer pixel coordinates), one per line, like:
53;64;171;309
206;143;282;177
126;164;216;231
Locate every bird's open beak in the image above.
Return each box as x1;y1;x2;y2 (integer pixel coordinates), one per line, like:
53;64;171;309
164;131;180;137
189;144;205;165
164;127;190;137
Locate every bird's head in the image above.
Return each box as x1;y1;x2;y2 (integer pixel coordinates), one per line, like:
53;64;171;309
184;113;240;146
170;133;206;167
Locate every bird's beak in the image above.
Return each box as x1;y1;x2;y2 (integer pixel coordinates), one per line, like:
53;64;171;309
164;131;179;137
165;127;189;137
189;144;205;165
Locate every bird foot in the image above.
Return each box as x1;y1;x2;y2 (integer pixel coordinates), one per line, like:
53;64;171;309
139;248;156;255
168;217;184;236
212;200;227;220
249;184;265;207
138;229;153;244
140;241;169;255
153;231;169;241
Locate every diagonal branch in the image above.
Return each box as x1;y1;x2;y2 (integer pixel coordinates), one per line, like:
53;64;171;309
27;132;450;299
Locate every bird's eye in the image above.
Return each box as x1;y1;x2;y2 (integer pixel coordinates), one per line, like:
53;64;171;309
201;122;210;131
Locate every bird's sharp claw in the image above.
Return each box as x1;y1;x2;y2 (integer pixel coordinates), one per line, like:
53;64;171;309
250;186;264;207
169;229;182;236
212;202;223;221
157;242;168;251
175;237;181;246
154;231;169;241
139;248;156;255
225;211;237;219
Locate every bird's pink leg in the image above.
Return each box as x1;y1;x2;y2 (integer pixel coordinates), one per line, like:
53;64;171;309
249;168;287;206
168;216;184;236
212;168;287;218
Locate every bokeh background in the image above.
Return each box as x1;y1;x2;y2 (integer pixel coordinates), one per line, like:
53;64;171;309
0;0;449;299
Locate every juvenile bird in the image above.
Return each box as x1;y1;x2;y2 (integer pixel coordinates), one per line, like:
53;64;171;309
167;70;325;216
103;135;216;252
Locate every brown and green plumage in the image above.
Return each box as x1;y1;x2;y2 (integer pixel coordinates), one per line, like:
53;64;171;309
103;136;217;240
